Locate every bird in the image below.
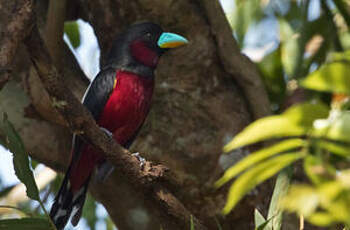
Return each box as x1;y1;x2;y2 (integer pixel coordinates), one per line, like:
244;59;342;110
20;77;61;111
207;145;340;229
49;22;188;230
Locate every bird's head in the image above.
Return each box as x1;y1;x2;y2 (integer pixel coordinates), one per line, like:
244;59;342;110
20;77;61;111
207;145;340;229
105;22;188;76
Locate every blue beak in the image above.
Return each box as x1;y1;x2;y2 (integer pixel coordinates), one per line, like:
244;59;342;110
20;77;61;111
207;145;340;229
157;32;189;49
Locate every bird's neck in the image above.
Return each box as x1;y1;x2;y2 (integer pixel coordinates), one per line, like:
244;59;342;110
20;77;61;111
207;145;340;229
104;40;160;78
130;41;160;68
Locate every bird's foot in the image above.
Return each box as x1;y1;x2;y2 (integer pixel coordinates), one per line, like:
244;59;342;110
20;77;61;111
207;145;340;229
100;127;113;138
132;152;146;168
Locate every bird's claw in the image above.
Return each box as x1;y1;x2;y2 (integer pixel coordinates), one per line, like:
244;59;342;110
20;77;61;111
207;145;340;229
100;127;113;138
132;152;146;168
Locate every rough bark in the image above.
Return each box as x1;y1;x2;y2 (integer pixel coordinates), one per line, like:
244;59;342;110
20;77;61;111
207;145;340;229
0;0;272;229
0;0;33;88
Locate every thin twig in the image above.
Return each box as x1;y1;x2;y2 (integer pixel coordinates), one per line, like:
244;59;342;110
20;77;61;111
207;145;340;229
299;214;304;230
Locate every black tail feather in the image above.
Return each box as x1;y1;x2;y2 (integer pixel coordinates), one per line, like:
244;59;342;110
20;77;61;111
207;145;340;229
50;172;90;230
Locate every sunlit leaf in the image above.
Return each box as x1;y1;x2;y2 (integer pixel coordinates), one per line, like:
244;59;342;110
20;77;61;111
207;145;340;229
302;62;350;94
228;0;263;46
258;46;286;105
307;212;334;226
254;209;274;230
318;182;343;206
254;209;266;230
336;169;350;188
224;116;303;152
303;155;328;185
64;21;80;48
223;153;302;214
224;103;328;152
333;0;350;28
266;167;293;230
318;140;350;157
0;218;50;230
283;103;329;127
282;184;319;216
105;216;114;230
279;19;300;77
217;139;304;187
329;50;350;63
325;111;350;142
1;114;39;201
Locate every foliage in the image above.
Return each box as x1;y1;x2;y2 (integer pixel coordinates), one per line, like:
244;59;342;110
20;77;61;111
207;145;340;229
64;21;81;49
0;218;51;230
0;115;55;229
1;114;39;201
219;0;350;229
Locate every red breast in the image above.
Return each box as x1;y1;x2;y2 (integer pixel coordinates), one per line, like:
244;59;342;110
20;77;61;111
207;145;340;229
98;70;154;145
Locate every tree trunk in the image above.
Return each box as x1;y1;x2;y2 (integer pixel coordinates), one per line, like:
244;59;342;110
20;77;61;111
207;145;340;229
0;0;271;229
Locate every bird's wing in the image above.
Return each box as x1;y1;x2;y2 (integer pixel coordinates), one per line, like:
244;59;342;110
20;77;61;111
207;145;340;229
72;67;116;156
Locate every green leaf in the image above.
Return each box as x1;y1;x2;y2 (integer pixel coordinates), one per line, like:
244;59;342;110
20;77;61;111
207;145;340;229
224;103;328;152
214;217;223;230
318;140;350;157
228;0;263;46
283;103;329;127
216;139;304;187
254;211;274;230
329;50;350;63
257;219;273;230
64;21;80;48
224;116;304;152
266;167;293;230
105;216;115;230
258;46;286;105
1;114;40;201
254;209;266;230
307;212;334;227
223;153;302;214
333;0;350;28
0;218;51;230
303;155;327;185
83;195;97;230
318;182;343;205
190;215;194;230
301;61;350;94
279;19;300;77
282;184;319;216
321;111;350;142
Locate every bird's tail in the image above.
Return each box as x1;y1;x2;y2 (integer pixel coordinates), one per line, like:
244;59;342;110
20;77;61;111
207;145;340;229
49;166;90;230
50;151;96;230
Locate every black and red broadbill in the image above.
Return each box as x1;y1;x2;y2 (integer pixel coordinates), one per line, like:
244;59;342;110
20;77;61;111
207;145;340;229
49;22;188;230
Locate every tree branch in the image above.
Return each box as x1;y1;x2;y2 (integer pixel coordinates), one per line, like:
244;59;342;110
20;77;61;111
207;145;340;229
24;25;206;229
198;0;271;119
45;0;67;69
0;0;34;88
